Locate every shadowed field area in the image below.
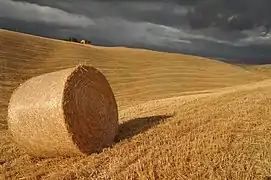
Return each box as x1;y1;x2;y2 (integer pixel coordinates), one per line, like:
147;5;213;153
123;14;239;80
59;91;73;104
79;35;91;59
1;29;271;179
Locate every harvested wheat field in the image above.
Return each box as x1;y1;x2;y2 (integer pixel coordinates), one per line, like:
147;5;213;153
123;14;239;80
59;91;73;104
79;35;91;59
1;29;271;179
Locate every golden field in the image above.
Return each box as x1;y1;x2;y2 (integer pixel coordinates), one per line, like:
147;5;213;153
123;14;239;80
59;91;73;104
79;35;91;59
1;29;271;179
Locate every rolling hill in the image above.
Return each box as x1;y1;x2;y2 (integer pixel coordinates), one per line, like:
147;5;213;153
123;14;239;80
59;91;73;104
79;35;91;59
1;29;271;179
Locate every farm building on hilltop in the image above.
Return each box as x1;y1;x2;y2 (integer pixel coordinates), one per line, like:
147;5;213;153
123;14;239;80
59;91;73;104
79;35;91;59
80;40;91;44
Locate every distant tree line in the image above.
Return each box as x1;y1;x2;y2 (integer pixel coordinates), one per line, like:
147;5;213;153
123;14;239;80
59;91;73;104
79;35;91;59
63;37;79;43
2;27;20;32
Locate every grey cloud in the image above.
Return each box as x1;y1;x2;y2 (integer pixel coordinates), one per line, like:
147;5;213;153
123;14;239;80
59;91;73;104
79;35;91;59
2;0;271;64
185;0;271;33
10;0;271;33
59;17;192;48
0;0;95;27
11;0;190;27
0;18;66;38
8;0;268;47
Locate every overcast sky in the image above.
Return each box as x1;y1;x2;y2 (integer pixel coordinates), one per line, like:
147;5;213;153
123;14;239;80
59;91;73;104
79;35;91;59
1;0;271;64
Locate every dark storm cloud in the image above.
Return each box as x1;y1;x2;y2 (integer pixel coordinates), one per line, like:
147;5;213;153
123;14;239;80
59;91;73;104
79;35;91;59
1;0;271;63
9;0;271;32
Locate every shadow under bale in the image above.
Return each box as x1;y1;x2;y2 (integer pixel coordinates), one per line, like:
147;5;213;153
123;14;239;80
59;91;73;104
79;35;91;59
116;114;173;142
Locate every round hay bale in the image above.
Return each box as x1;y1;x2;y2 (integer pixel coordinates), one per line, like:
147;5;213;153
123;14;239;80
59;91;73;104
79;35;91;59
8;65;118;158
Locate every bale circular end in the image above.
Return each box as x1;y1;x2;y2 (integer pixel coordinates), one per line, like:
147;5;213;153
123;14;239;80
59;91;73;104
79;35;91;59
63;65;118;153
8;65;118;157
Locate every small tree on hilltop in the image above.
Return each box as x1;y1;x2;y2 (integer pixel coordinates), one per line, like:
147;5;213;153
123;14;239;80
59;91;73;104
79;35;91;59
65;37;79;43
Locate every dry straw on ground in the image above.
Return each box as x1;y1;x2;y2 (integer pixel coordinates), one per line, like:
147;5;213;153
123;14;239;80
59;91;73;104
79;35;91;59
7;65;118;158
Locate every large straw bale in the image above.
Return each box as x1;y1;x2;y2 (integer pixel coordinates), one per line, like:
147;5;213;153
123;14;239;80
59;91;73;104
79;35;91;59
7;65;118;157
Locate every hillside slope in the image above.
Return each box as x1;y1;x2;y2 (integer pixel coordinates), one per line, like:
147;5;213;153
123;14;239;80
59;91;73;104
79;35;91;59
242;64;271;77
0;29;266;128
1;30;271;179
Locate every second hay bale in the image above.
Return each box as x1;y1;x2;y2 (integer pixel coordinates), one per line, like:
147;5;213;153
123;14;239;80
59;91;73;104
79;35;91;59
8;65;118;157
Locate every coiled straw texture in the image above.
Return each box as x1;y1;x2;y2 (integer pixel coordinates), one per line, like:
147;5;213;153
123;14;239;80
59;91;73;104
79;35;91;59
8;65;118;158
